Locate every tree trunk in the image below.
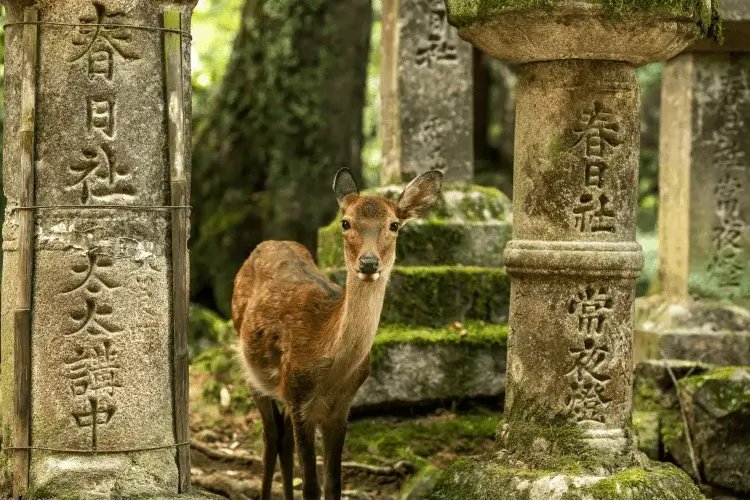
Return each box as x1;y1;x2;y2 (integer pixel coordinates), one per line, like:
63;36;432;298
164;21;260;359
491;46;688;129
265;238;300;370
191;0;372;315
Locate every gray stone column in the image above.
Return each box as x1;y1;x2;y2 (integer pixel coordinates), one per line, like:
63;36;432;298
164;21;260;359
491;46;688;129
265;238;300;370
635;3;750;366
0;1;196;498
427;2;717;498
381;0;473;185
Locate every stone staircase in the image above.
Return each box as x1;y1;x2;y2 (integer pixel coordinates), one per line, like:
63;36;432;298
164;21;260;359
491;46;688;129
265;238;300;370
317;183;513;411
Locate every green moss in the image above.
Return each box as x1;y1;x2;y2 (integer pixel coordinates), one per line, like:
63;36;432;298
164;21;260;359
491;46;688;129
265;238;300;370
679;366;750;414
429;456;704;500
326;266;510;327
445;0;723;43
659;409;684;446
371;322;508;366
346;410;500;467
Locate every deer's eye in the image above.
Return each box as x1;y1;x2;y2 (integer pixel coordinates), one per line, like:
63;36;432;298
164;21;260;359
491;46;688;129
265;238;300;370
341;220;351;231
389;222;399;232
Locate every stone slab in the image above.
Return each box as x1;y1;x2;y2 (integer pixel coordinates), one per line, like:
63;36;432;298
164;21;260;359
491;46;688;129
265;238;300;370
317;184;513;269
325;266;510;328
444;1;703;64
427;453;702;499
663;367;750;495
351;323;507;411
381;0;473;184
635;297;750;366
659;52;750;304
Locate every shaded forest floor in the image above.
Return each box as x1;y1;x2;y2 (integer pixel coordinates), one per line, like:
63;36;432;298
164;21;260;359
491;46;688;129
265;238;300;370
188;355;502;499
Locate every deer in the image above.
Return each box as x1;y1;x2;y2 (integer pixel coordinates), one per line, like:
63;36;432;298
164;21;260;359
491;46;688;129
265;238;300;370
231;167;443;500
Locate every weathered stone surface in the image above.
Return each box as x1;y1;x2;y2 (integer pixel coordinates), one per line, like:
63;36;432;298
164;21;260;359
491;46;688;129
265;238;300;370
351;323;507;410
318;183;513;268
325;266;510;327
427;453;703;500
381;0;473;184
632;359;711;411
434;2;704;497
635;297;750;366
636;51;750;369
501;59;642;456
0;0;195;497
663;367;750;495
445;1;709;64
401;464;442;500
658;53;750;304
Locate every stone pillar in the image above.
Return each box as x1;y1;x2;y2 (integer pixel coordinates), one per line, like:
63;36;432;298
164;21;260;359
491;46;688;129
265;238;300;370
380;0;473;185
427;2;717;499
0;1;196;498
635;3;750;366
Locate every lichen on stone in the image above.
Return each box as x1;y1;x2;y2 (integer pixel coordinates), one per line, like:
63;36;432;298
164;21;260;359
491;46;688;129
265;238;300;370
445;0;723;43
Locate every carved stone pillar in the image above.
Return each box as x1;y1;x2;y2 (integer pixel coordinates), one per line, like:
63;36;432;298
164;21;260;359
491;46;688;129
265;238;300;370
427;2;718;498
380;0;473;185
0;1;196;498
635;2;750;366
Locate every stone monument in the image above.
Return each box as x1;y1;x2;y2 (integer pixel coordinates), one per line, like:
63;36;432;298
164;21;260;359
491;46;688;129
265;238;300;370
424;1;720;498
635;0;750;367
0;1;196;498
317;0;514;410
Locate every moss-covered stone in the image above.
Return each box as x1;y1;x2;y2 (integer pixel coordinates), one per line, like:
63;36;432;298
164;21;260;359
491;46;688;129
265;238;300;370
428;453;704;500
634;296;750;366
355;322;508;410
632;411;661;460
444;0;722;42
326;266;510;327
662;367;750;494
402;464;443;500
317;183;513;269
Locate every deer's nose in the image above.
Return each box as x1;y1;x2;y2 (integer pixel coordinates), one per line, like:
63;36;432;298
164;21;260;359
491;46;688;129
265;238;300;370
358;254;380;274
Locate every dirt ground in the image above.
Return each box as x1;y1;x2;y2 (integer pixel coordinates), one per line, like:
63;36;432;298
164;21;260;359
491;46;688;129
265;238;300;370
188;364;502;500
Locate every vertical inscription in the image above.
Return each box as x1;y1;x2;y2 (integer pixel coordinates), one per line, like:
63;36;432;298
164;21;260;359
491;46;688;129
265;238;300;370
59;2;140;447
565;287;613;423
707;70;747;291
66;2;138;205
417;116;448;172
570;101;623;233
415;1;458;68
62;251;123;448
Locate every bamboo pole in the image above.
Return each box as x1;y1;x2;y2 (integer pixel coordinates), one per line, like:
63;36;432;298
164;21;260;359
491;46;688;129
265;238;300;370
12;7;39;499
163;8;190;494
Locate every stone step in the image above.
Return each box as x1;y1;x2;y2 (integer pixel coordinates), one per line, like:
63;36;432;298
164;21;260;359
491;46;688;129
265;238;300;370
352;322;508;411
317;183;512;269
324;266;510;328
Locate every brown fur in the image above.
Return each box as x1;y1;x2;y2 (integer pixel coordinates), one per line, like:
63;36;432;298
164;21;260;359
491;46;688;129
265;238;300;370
231;169;443;499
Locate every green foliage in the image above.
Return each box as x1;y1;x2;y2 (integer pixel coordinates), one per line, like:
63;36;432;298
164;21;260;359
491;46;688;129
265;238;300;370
188;304;235;359
190;0;244;121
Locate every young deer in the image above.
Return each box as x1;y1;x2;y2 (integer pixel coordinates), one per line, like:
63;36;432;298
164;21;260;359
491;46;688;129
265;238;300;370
231;168;443;499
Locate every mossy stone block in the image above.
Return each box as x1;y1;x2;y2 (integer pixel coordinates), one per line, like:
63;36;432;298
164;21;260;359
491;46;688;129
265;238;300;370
663;367;750;495
428;454;703;500
632;411;661;460
325;266;510;327
634;296;750;366
317;183;513;269
353;322;508;410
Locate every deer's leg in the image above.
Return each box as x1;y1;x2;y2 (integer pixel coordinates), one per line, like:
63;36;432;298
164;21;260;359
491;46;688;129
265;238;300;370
290;406;320;500
276;404;295;500
254;393;280;500
321;417;347;500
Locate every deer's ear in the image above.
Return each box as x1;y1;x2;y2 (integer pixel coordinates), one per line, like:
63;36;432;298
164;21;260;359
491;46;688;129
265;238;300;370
396;170;443;223
333;168;360;209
